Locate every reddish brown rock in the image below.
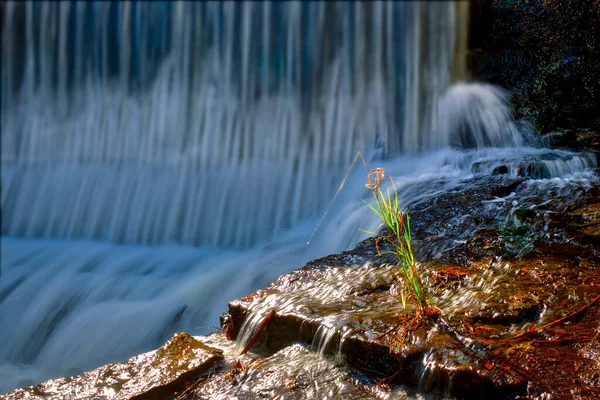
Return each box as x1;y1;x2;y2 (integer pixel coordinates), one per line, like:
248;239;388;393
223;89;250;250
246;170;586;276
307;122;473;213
3;333;223;400
221;179;600;399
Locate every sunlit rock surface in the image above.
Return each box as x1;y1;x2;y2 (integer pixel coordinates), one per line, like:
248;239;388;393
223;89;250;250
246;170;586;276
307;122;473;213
3;333;223;400
223;177;600;399
191;334;443;400
225;252;526;399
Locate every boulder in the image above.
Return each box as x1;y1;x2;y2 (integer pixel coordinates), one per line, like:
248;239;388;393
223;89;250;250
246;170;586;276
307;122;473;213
3;333;223;400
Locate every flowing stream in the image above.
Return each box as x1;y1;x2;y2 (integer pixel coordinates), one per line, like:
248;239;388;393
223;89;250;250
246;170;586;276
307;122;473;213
0;1;597;395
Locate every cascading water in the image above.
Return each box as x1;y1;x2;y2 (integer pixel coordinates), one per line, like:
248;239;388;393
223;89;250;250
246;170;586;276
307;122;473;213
0;1;597;395
1;1;456;247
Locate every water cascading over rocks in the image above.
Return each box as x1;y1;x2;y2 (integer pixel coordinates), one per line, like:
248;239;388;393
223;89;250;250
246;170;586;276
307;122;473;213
1;1;457;248
0;1;597;395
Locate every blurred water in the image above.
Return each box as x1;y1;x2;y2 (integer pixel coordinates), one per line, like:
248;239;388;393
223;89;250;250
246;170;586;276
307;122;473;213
1;1;456;247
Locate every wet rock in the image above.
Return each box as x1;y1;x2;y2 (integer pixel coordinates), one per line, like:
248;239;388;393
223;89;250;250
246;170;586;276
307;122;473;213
190;337;428;400
491;165;509;175
568;200;600;244
224;262;529;399
544;131;573;148
517;162;550;179
543;130;600;167
221;176;600;399
3;332;223;400
576;130;600;167
224;245;600;398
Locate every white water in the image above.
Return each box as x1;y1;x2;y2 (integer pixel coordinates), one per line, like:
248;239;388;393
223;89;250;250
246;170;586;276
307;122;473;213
2;1;455;247
1;1;598;396
432;83;541;149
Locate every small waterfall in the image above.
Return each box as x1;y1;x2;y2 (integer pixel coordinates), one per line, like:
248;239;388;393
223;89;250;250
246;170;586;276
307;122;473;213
431;83;541;149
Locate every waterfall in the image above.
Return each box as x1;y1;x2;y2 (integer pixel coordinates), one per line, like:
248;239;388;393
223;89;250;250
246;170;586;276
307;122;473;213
1;1;597;395
1;1;456;247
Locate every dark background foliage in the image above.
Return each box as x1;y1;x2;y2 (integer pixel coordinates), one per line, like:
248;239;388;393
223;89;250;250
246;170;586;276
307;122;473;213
469;0;599;134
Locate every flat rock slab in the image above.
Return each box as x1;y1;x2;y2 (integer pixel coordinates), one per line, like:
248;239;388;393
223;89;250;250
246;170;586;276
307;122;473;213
223;181;600;399
225;257;526;400
225;250;600;399
3;333;223;400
